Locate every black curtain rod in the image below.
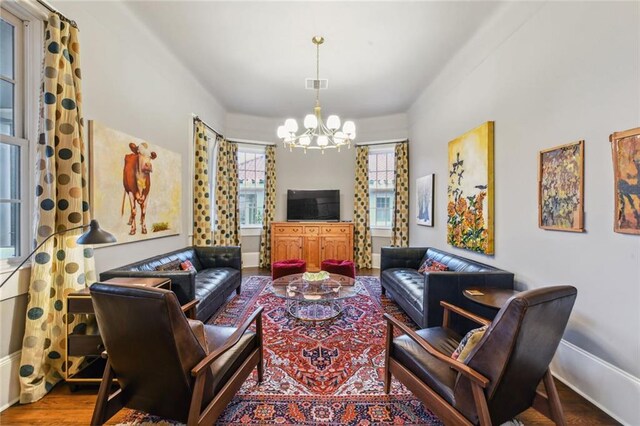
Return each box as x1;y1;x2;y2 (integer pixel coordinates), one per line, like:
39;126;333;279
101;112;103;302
193;116;224;139
355;139;408;147
227;139;276;147
36;0;78;28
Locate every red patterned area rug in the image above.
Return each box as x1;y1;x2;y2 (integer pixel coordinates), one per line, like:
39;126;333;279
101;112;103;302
122;276;443;425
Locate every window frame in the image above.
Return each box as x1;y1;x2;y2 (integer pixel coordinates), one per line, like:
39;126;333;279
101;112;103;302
368;146;396;232
0;5;41;273
237;145;266;233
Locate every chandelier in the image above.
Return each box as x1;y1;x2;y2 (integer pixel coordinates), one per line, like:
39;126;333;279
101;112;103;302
277;36;356;153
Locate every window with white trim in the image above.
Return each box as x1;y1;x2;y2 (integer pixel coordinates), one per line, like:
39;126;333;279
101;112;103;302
237;147;265;228
0;8;26;261
368;149;395;228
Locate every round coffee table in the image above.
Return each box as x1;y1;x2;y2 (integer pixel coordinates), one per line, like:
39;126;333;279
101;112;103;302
271;273;357;321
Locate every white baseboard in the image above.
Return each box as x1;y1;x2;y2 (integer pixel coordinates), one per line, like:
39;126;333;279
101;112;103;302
551;339;640;425
242;252;260;268
372;253;381;269
0;350;21;412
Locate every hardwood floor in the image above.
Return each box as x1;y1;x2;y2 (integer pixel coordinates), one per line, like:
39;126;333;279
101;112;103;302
0;268;618;425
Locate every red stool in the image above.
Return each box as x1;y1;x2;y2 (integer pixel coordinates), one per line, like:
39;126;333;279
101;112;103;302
272;259;307;280
320;259;356;279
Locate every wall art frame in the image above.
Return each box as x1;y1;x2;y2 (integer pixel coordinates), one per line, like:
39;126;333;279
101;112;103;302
610;127;640;235
538;140;585;232
416;174;434;227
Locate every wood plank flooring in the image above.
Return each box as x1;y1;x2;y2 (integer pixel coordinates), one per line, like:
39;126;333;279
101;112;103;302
0;268;618;425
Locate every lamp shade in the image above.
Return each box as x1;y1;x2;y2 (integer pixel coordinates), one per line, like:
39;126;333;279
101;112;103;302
76;220;117;245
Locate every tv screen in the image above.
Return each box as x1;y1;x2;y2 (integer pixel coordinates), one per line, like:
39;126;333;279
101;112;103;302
287;190;340;221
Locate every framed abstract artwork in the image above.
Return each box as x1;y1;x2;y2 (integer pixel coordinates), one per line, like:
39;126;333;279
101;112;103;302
89;120;182;245
416;174;434;226
610;127;640;234
538;140;584;232
447;121;494;254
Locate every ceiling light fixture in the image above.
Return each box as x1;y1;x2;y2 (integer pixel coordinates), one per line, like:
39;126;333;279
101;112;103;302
277;36;356;154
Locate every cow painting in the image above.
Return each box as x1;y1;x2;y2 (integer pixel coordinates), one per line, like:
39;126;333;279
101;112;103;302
121;142;157;235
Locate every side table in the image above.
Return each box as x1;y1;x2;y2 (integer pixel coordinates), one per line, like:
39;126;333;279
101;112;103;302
65;277;171;385
463;287;519;310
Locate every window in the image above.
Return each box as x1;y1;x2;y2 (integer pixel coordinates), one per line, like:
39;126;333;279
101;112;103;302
238;147;265;228
368;149;395;228
0;8;26;261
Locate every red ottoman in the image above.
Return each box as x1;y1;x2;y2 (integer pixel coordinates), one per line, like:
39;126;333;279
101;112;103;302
320;259;356;279
272;259;307;280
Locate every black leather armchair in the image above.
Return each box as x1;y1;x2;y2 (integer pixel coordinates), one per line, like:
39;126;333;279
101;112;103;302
90;283;263;426
380;247;514;334
100;246;242;321
385;285;577;426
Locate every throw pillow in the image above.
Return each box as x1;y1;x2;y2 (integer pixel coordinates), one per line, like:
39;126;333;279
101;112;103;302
451;325;488;362
155;259;182;271
180;260;196;271
417;258;450;273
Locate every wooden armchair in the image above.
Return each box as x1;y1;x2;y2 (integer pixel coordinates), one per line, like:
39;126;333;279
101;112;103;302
385;285;577;425
89;282;263;426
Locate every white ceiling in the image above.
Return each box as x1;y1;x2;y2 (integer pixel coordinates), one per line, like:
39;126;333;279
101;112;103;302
126;1;503;119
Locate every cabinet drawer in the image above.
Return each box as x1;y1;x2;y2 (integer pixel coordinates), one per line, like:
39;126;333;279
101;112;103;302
321;226;351;234
304;226;319;235
68;334;104;356
67;297;94;314
273;225;302;235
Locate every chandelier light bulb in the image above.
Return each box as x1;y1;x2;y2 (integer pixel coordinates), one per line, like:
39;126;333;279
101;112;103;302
326;115;340;130
277;125;288;139
334;131;346;144
285;118;298;133
317;135;329;146
343;121;356;137
300;136;311;146
304;114;318;130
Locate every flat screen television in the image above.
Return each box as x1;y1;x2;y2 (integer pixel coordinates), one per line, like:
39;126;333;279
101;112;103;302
287;190;340;221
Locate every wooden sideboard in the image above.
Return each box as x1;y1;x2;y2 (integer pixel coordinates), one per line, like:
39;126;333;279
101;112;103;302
271;222;354;271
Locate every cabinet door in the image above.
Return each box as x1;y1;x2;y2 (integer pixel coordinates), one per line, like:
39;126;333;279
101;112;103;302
273;237;303;262
321;236;349;261
304;236;321;271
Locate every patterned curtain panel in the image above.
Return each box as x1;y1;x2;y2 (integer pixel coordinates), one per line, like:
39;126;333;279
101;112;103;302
193;120;211;246
19;14;96;403
259;146;276;268
391;142;410;247
353;146;372;268
213;139;240;246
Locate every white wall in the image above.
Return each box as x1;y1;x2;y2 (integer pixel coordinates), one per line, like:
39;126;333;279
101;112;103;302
408;2;640;423
1;0;226;409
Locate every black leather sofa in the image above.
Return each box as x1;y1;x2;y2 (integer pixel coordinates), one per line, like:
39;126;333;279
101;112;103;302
100;246;241;322
380;247;514;334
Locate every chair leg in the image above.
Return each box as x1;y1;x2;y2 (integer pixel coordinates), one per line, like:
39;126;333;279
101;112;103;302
91;359;115;426
384;320;393;394
236;285;241;295
471;382;492;426
257;312;264;382
543;370;566;426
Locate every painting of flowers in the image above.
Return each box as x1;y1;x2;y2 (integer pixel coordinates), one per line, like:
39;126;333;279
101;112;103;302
611;127;640;234
447;122;494;254
538;140;584;232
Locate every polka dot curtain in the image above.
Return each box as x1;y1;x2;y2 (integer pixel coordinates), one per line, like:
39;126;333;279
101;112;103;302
391;142;410;247
213;139;240;246
259;146;276;269
193;120;211;246
19;14;97;403
353;146;372;269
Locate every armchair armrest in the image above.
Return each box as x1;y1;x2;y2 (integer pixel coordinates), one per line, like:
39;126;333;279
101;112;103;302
384;313;489;387
380;247;428;271
181;300;199;320
191;306;263;377
195;246;242;271
440;301;491;328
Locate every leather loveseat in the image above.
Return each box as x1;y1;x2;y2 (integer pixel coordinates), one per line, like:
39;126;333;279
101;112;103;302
100;246;241;322
380;247;514;334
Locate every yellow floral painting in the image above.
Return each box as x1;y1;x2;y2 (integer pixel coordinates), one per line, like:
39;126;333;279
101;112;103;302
89;120;182;245
538;141;584;232
611;128;640;234
447;122;494;254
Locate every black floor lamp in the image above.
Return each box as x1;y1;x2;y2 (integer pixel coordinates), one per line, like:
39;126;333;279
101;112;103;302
0;220;116;288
